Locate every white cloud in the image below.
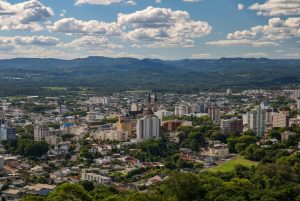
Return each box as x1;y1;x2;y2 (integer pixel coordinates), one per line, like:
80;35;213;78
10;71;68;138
227;17;300;41
284;53;300;58
183;0;201;2
75;0;136;6
208;17;300;47
192;53;211;59
249;0;300;16
47;17;121;36
60;35;122;50
242;52;269;58
0;35;60;46
238;3;244;10
118;6;211;47
207;39;278;47
60;9;66;17
155;0;162;3
0;0;54;31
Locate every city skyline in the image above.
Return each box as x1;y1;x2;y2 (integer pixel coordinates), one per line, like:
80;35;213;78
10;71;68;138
0;0;299;59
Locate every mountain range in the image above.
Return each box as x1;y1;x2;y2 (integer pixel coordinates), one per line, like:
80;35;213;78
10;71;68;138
0;57;299;96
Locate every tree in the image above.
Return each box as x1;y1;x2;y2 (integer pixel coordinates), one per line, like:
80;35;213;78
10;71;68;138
47;183;92;201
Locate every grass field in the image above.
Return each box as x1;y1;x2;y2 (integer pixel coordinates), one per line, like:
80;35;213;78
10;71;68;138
208;156;258;173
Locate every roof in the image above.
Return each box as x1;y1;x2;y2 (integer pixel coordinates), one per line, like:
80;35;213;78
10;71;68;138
24;184;56;191
4;189;20;195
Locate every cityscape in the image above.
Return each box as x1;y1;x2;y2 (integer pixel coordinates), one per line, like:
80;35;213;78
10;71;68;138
0;0;300;200
0;88;300;200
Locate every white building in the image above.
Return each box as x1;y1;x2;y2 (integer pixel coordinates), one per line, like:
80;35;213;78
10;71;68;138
136;115;160;140
88;97;110;105
293;89;300;99
248;106;266;137
81;172;111;185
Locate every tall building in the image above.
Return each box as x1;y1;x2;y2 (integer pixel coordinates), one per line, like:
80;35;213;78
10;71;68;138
34;124;50;141
174;104;190;117
293;89;300;99
116;115;133;137
272;111;289;128
136;115;160;140
248;106;266;137
226;88;232;95
220;118;243;135
297;99;300;112
208;105;221;124
143;94;158;115
0;119;16;141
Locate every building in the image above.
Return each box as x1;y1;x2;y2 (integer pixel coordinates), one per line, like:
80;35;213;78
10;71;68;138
248;105;266;137
116;116;133;137
136;115;160;140
92;130;128;142
293;89;300;99
23;184;56;196
226;88;232;95
208;105;221;124
163;120;183;133
88;96;110;105
0;155;4;169
272;111;289;128
2;189;22;200
0;124;17;141
220;118;243;135
81;172;111;185
174;104;191;117
34;124;50;141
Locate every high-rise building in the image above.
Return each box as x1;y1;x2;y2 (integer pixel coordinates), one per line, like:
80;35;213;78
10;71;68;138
248;106;266;137
116;116;133;137
272;111;289;128
293;89;300;99
226;88;232;95
208;105;221;124
0;119;16;141
163;120;183;133
136;115;160;140
174;104;190;117
34;124;50;141
297;99;300;112
220;118;243;135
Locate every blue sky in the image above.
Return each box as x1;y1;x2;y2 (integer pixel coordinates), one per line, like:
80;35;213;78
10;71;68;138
0;0;299;59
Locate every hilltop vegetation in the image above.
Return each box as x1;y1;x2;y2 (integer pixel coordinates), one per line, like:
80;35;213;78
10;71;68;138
0;57;300;96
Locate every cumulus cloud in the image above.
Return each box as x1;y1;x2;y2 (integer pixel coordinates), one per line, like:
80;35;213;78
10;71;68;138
242;52;269;58
207;39;277;47
249;0;300;16
75;0;136;6
227;17;300;41
0;35;60;46
47;17;122;36
60;36;122;50
118;6;212;47
208;17;299;47
0;0;54;31
238;3;244;10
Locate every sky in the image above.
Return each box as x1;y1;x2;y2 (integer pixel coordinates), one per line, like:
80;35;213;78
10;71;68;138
0;0;299;59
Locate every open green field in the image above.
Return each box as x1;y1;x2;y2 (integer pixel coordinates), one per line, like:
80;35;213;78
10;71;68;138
208;156;258;173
